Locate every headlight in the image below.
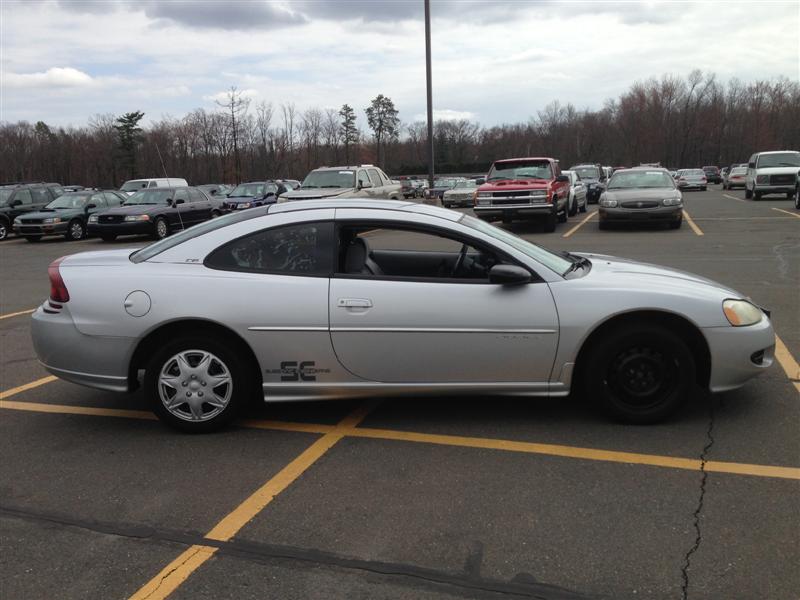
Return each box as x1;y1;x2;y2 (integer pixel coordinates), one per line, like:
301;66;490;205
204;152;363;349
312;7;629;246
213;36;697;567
88;215;98;223
723;299;763;327
530;190;547;197
600;198;617;207
42;217;62;224
124;215;150;222
477;192;492;198
662;197;682;206
237;202;252;209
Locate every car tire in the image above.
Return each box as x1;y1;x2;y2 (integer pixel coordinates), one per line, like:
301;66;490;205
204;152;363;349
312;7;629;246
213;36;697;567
786;192;793;200
100;234;117;242
795;189;800;209
669;219;682;229
25;235;42;243
753;190;762;200
583;324;694;424
598;220;609;230
153;217;169;240
211;210;221;218
745;186;753;199
558;203;568;223
0;219;8;241
145;336;248;433
544;202;557;232
701;186;707;191
568;196;577;217
579;200;587;214
66;219;85;241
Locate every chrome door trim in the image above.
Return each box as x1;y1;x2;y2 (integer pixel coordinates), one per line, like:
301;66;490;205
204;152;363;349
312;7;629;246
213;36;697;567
248;326;329;332
329;327;557;334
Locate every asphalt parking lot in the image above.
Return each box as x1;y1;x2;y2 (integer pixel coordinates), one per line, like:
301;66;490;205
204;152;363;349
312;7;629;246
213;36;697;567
1;187;798;599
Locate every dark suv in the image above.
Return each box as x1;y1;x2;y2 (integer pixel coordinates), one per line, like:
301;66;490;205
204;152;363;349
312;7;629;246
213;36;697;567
568;164;606;203
702;166;722;184
0;183;64;240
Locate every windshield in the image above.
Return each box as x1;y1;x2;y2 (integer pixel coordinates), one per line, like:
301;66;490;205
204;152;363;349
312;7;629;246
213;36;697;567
459;214;572;275
124;189;173;205
487;161;552;181
434;178;458;188
47;194;90;209
756;152;800;168
682;169;705;176
571;166;600;179
301;170;355;189
608;171;675;189
130;209;265;263
731;167;747;175
0;189;14;205
229;183;275;197
453;180;476;189
120;180;150;192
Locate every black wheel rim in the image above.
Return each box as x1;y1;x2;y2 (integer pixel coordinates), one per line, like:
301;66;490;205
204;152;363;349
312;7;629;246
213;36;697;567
605;345;678;410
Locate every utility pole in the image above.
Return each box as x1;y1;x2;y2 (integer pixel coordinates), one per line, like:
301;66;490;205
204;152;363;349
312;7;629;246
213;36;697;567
424;0;435;199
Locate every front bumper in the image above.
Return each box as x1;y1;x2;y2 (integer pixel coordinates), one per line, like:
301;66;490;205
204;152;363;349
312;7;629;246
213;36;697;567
88;221;153;236
703;315;775;392
14;222;69;236
754;184;794;194
31;304;136;392
474;203;553;220
599;205;682;223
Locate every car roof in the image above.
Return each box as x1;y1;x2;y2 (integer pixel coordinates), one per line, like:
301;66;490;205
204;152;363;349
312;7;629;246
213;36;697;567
755;150;798;155
268;198;462;221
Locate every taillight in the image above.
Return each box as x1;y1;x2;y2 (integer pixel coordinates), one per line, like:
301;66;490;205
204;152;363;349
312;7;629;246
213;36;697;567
48;256;70;303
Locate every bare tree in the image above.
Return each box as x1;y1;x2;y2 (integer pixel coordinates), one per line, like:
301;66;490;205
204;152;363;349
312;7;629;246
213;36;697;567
215;86;251;183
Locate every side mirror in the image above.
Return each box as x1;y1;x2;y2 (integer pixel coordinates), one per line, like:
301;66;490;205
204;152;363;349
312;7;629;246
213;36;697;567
86;203;97;209
555;175;569;183
10;199;22;207
358;181;373;189
489;264;531;286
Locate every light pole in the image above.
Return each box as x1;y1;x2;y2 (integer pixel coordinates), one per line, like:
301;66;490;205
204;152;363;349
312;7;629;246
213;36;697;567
424;0;435;196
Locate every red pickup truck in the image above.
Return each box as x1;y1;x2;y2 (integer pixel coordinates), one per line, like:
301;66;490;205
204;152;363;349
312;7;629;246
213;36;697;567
473;157;570;232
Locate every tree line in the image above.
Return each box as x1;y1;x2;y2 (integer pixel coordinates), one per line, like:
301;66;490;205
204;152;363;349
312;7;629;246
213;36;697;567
1;71;798;188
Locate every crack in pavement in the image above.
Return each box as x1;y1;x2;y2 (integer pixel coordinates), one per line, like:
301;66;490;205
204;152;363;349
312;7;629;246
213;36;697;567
0;504;596;600
679;398;715;600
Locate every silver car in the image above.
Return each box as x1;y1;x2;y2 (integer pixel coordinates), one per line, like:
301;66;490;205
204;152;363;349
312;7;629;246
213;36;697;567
442;180;477;208
280;165;402;202
32;200;775;432
676;169;708;191
562;170;588;216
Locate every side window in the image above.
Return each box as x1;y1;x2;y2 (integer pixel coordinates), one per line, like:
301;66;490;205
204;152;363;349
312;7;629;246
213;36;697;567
90;193;107;208
338;225;503;281
367;169;383;188
15;189;33;205
357;170;371;188
206;222;334;276
104;192;122;206
31;188;51;203
189;189;205;203
174;189;189;203
49;186;64;198
378;169;392;186
148;181;158;188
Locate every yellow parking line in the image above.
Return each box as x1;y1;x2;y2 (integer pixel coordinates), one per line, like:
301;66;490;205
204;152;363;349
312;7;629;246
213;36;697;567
682;209;704;236
723;194;745;202
772;207;800;219
0;308;35;321
0;376;57;400
774;334;800;394
562;210;597;238
0;398;155;420
348;427;800;480
128;401;378;600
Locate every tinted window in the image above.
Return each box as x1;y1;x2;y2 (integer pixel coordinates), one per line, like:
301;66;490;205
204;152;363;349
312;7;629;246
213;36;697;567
148;181;158;188
367;169;382;187
31;188;51;203
90;193;107;208
206;222;334;276
49;186;64;198
756;152;800;168
189;189;206;203
104;192;123;206
174;189;189;203
14;189;33;205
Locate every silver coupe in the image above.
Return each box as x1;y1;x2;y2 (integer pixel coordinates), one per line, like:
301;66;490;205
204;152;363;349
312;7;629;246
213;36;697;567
32;200;775;432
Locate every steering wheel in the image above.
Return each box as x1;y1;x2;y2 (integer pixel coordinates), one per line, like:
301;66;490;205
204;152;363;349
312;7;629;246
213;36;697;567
452;243;469;276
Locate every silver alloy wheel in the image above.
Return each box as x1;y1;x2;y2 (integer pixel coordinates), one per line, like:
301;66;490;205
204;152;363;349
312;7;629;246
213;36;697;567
158;350;233;422
156;218;168;238
0;222;6;240
70;221;84;239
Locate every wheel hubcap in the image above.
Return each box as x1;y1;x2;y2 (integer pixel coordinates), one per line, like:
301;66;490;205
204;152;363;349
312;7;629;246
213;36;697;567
0;224;6;239
71;223;83;238
157;221;167;237
606;346;677;409
158;350;232;422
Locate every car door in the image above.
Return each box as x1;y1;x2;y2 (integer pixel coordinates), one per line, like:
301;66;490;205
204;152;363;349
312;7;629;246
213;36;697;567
367;169;384;198
189;188;212;221
10;188;34;220
328;213;560;384
171;188;194;228
356;169;371;197
86;193;107;221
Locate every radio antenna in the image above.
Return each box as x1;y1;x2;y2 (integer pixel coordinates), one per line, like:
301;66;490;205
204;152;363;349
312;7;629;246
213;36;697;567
154;141;185;233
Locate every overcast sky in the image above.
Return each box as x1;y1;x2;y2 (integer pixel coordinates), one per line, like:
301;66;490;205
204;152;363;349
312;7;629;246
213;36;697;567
2;0;798;129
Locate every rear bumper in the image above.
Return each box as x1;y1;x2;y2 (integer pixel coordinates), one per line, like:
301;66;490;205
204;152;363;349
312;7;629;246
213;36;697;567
703;316;775;393
599;206;682;222
31;305;135;392
13;222;69;236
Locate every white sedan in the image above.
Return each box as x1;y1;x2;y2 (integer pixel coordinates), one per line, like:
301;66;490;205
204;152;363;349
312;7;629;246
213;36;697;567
31;200;775;432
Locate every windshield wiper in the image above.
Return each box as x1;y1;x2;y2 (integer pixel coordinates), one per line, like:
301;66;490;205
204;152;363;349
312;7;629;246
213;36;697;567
562;255;590;275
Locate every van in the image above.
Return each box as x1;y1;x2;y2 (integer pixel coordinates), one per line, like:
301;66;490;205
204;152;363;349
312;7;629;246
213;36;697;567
744;151;800;200
120;178;189;196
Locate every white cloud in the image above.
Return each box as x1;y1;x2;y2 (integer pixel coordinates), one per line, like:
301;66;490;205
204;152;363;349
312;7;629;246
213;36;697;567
202;88;260;104
5;67;94;88
414;109;477;122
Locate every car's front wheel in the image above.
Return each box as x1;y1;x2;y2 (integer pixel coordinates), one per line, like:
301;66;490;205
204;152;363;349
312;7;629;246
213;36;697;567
153;217;169;240
568;195;577;217
745;186;753;199
583;324;694;423
146;337;247;432
0;220;8;241
66;219;85;241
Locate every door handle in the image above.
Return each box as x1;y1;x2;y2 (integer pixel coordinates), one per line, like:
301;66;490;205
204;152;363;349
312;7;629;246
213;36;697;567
337;298;373;308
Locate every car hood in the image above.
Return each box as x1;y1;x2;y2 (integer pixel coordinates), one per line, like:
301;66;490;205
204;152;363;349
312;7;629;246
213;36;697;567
100;204;168;215
603;188;677;201
282;188;353;201
18;208;83;219
576;253;740;296
479;179;551;191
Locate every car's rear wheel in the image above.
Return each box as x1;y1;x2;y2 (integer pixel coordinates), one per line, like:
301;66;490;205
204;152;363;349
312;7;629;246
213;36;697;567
583;324;694;423
153;217;169;240
0;220;8;241
579;199;587;213
753;190;762;200
786;192;793;200
100;234;117;242
146;337;247;432
544;200;558;232
66;219;85;241
25;235;42;242
701;186;707;191
745;186;753;199
669;219;682;229
568;195;577;217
